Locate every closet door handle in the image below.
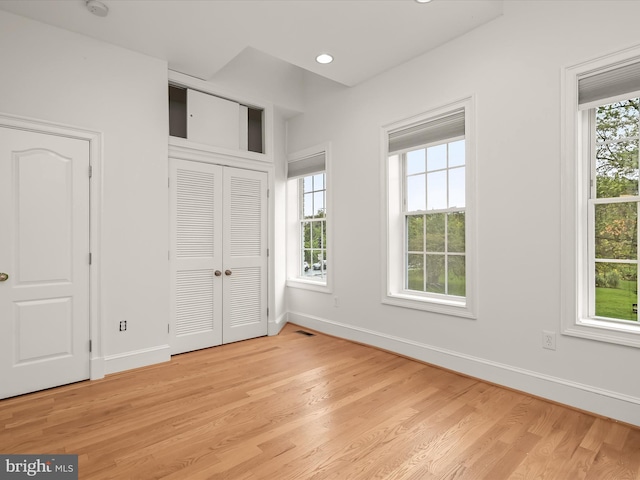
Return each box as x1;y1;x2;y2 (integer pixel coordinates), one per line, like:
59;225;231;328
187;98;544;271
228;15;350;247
214;270;222;277
0;272;8;282
225;270;232;276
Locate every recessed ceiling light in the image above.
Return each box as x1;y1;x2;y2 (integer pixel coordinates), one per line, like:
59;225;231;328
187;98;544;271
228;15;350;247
316;53;334;65
415;0;433;3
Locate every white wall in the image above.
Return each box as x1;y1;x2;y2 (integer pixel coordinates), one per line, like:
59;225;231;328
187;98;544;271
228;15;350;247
0;11;170;371
209;47;306;116
272;107;289;330
286;1;640;425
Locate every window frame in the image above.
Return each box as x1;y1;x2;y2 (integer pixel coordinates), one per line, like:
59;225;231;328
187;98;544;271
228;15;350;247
286;143;332;293
561;45;640;348
381;97;477;318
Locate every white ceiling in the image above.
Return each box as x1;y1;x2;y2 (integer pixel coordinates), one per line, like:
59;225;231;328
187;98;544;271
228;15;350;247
0;0;503;87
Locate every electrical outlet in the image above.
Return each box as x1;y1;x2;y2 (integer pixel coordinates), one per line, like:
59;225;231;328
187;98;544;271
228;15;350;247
119;320;127;332
542;330;556;350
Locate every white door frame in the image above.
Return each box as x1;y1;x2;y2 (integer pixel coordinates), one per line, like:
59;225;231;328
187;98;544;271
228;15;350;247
0;112;104;381
169;141;280;337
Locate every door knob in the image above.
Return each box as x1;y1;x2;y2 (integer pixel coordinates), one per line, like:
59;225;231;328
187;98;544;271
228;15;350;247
214;270;222;277
0;272;8;282
225;270;232;276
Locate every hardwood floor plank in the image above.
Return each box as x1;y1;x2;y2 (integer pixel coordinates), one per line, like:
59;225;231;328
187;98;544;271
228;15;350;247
0;323;638;479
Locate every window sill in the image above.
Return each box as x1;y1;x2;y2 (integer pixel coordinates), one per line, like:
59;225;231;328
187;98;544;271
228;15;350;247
287;278;332;294
563;317;640;349
382;292;476;319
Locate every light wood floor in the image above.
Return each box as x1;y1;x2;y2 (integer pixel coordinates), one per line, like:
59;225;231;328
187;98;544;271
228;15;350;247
1;323;639;479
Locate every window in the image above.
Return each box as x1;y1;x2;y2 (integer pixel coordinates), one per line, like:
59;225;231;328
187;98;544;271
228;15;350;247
383;98;476;317
300;173;327;281
405;139;466;297
562;46;640;347
287;146;331;291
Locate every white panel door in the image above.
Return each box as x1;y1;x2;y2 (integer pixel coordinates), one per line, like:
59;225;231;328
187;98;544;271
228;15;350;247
170;159;223;354
222;167;268;344
0;127;90;399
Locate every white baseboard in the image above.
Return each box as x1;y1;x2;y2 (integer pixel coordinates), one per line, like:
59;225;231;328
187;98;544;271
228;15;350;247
287;311;640;427
104;344;171;375
268;313;288;336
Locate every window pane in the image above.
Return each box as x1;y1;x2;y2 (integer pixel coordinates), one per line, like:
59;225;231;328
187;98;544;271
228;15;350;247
449;140;465;167
407;174;426;211
407;254;424;291
311;221;324;248
595;99;639;144
427;171;447;210
407;215;424;252
313;173;324;191
425;213;445;252
303;176;313;193
595;262;637;321
595;202;637;260
406;149;425;175
448;212;465;253
425;254;445;294
314;191;325;217
427;144;447;171
321;220;326;250
303;193;313;218
595;140;639;198
302;221;311;247
448;167;465;208
448;255;466;297
311;250;326;276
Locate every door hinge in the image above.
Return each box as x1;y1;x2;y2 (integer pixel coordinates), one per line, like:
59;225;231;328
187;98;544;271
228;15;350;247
168;177;170;188
267;307;269;317
168;324;170;334
88;165;93;178
89;340;92;352
267;189;270;198
267;248;269;257
89;252;92;265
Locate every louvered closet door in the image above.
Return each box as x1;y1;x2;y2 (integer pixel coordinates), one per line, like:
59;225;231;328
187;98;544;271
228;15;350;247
222;167;268;344
170;159;223;354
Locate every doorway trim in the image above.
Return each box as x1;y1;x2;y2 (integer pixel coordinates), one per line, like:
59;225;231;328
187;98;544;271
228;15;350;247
0;112;104;381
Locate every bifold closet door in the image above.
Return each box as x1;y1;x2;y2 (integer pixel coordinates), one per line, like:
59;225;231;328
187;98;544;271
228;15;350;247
222;167;268;344
170;159;223;355
170;160;268;354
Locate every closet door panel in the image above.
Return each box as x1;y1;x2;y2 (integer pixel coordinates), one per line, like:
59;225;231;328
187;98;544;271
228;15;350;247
170;159;223;354
222;167;268;343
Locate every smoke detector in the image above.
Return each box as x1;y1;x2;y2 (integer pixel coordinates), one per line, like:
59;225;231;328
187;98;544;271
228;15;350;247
86;0;109;17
